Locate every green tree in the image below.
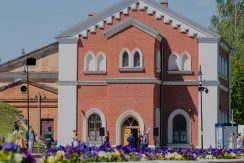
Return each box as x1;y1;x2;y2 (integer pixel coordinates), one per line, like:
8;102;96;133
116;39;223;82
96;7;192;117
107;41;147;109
211;0;244;124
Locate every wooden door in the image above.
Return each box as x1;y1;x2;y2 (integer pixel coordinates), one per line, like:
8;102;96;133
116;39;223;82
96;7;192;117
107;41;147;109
122;127;131;146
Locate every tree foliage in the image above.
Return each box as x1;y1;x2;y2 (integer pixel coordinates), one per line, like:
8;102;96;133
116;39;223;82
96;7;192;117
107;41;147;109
211;0;244;124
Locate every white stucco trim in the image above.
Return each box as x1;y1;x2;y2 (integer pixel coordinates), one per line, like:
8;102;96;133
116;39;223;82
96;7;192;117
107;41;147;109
131;48;143;68
168;109;191;144
82;108;106;144
116;110;145;145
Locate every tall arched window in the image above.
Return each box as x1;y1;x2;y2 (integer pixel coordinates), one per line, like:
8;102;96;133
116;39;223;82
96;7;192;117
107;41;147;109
122;52;129;67
181;54;191;71
168;54;179;71
173;115;186;143
97;53;106;71
88;114;102;142
133;52;140;67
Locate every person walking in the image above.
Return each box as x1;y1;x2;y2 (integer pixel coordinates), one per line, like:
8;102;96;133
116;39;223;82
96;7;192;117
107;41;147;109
127;133;135;148
45;127;54;150
138;133;143;148
237;133;243;148
28;128;35;153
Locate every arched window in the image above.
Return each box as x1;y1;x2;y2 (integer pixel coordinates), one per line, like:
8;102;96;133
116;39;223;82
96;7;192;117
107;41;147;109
133;52;140;67
84;53;96;71
122;52;129;67
122;117;139;127
168;54;179;71
173;115;186;143
88;114;102;142
97;53;106;71
181;54;191;71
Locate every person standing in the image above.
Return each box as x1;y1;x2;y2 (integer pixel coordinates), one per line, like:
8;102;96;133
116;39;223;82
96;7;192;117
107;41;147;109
237;133;243;148
13;122;19;135
228;132;236;149
45;127;54;150
103;131;110;146
28;128;35;153
142;131;149;148
15;130;27;148
72;130;79;147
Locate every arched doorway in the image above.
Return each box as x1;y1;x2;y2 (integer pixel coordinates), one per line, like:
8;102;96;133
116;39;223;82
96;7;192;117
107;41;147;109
87;114;102;144
173;114;187;143
121;116;140;147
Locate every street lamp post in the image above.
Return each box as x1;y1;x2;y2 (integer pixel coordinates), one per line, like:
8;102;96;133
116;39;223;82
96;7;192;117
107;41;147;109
35;92;46;154
23;58;36;134
198;65;209;150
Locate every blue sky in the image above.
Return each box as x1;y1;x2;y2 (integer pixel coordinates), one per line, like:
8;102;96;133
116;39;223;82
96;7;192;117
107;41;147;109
0;0;216;63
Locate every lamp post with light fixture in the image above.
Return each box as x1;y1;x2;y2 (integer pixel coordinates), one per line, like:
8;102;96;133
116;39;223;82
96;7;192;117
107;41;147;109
198;65;209;150
23;58;36;134
35;92;46;154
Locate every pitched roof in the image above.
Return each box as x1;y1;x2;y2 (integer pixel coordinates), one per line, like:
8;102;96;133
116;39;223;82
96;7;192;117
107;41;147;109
56;0;219;39
103;17;163;41
0;80;58;94
0;42;58;72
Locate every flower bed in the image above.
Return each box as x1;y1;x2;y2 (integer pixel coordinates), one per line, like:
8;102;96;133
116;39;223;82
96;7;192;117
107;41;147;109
41;144;244;163
0;142;36;163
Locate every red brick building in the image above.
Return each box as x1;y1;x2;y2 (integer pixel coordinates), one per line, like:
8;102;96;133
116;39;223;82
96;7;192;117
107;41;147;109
56;0;230;147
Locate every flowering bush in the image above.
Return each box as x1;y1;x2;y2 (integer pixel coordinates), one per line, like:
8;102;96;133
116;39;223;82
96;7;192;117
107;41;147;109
41;144;244;163
0;142;36;163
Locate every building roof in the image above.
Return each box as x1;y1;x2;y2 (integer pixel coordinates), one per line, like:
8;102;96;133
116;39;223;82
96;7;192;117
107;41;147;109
0;42;58;72
103;17;163;41
0;80;58;94
56;0;219;39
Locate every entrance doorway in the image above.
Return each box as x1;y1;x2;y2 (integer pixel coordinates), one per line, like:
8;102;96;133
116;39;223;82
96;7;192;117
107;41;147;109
121;117;140;147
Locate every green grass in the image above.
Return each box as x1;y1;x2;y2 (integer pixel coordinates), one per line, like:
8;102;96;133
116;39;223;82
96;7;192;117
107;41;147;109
0;102;25;141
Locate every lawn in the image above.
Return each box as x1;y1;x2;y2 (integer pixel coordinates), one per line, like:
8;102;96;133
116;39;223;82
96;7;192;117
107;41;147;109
0;102;25;141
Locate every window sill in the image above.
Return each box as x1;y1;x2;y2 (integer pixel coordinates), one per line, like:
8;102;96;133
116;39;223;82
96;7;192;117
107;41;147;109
84;71;107;75
167;70;193;74
119;67;144;72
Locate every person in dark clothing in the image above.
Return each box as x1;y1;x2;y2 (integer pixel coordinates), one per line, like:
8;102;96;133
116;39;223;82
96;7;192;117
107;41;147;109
127;133;135;147
45;127;54;150
103;131;110;145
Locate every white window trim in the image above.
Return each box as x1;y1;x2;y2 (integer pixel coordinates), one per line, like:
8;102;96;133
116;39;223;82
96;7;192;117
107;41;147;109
84;51;96;72
115;110;145;145
82;108;106;144
131;48;143;68
96;52;107;71
119;48;144;72
119;48;131;68
168;109;191;144
168;52;180;71
180;52;192;71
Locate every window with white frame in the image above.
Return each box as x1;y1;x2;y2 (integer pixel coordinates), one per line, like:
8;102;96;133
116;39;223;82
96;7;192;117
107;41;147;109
122;52;129;67
84;52;106;73
119;48;143;70
84;53;96;71
168;54;179;71
181;53;191;71
96;53;106;71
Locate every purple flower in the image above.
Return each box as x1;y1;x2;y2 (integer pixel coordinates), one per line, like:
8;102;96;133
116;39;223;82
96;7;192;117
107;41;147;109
2;142;17;151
